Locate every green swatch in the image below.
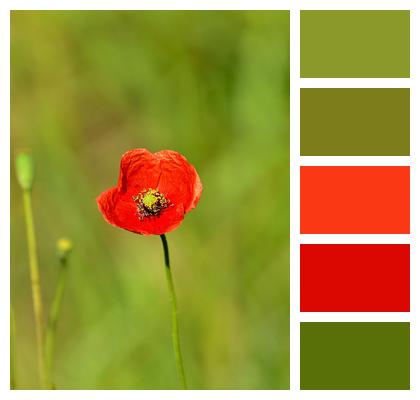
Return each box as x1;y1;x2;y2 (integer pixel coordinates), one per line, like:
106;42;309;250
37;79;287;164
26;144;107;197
301;11;410;78
301;88;410;156
300;322;410;390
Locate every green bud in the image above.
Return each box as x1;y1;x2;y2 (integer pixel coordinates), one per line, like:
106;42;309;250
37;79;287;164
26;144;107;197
15;150;35;191
56;238;73;263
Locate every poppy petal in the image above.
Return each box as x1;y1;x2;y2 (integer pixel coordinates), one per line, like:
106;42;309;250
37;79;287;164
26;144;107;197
97;187;185;235
118;149;161;193
155;150;202;213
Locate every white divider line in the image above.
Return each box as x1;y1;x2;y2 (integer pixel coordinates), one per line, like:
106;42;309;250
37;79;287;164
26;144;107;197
300;78;411;88
300;156;411;166
300;312;411;323
300;234;411;244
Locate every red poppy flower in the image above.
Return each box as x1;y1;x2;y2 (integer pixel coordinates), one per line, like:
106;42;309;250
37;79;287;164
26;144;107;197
97;149;202;235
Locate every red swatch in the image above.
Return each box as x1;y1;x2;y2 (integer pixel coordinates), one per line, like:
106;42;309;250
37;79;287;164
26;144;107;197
300;166;410;233
300;244;410;312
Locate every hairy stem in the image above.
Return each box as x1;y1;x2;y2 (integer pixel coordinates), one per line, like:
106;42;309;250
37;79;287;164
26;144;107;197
160;234;187;389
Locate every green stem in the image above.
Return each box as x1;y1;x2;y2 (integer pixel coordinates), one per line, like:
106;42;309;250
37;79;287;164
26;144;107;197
45;259;68;389
22;189;46;388
10;307;16;389
160;234;187;389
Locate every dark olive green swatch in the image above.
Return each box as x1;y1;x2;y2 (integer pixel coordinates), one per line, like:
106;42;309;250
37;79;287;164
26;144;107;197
301;11;410;78
300;322;410;390
301;88;410;156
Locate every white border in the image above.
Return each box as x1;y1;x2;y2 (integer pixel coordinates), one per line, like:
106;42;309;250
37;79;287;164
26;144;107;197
2;0;419;398
289;6;300;391
3;0;418;11
1;1;11;397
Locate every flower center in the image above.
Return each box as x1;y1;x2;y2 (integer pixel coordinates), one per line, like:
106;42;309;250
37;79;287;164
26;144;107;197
133;188;170;219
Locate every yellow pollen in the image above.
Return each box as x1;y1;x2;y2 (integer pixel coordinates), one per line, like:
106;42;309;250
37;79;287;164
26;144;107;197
133;188;171;219
142;192;159;208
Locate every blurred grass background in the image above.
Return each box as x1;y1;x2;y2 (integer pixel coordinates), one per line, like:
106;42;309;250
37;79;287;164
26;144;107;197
10;10;289;389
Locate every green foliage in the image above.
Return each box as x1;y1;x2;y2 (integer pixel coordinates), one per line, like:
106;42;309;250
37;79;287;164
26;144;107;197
11;10;290;389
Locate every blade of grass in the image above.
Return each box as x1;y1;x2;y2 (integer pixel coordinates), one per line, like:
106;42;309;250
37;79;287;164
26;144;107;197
45;238;73;389
16;150;47;388
10;307;16;389
22;189;47;388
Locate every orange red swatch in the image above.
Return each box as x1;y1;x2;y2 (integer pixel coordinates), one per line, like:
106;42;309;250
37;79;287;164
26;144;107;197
300;166;410;234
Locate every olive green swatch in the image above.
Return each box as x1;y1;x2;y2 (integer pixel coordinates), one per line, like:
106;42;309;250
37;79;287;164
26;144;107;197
301;11;410;78
301;88;410;156
300;322;410;390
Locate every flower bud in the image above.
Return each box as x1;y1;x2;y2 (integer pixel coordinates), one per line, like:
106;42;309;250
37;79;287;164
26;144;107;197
56;238;73;264
15;150;35;191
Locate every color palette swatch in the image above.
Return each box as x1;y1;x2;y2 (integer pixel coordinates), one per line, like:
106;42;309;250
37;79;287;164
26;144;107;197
300;10;410;78
300;166;410;234
299;9;411;391
300;322;410;390
300;89;410;156
300;244;410;312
